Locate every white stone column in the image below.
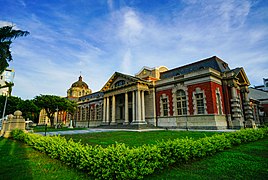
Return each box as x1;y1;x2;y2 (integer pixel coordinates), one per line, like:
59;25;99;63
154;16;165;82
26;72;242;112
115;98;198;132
132;91;135;122
136;90;141;121
111;95;116;124
103;97;106;123
106;97;110;123
230;85;243;129
231;86;237;98
141;90;145;121
124;92;129;124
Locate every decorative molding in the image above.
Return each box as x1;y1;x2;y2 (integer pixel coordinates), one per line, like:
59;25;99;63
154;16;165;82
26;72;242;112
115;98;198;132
159;93;170;116
215;88;223;115
172;83;189;115
192;87;207;115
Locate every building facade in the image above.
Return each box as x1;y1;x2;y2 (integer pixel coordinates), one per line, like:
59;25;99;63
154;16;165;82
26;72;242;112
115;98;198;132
72;56;256;129
0;69;15;96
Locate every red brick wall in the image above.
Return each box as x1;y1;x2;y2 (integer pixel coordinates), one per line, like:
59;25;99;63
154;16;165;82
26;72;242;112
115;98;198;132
222;83;231;115
187;82;224;115
156;89;173;116
210;82;225;114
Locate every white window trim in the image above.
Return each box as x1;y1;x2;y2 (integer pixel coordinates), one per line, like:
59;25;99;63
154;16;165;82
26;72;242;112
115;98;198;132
172;84;189;115
192;88;207;115
215;88;223;115
160;94;170;116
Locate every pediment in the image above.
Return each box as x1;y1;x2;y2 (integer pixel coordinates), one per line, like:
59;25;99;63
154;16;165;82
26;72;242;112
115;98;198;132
101;72;143;92
233;68;250;86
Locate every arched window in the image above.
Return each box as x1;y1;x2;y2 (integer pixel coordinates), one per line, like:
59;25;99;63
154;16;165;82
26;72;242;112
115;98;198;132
176;90;187;115
114;80;125;87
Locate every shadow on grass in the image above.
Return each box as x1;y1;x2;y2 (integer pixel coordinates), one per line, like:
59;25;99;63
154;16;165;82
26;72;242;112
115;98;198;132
0;137;92;180
0;137;33;179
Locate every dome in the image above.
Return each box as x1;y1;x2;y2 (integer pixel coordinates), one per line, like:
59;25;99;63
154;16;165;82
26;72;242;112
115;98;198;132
71;76;89;89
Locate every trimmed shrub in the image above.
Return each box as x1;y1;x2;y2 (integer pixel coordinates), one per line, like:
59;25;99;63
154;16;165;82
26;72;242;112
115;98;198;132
11;127;268;179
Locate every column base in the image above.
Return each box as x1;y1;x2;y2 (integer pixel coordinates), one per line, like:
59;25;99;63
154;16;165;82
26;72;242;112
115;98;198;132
110;122;117;126
123;122;130;125
245;120;256;128
232;119;244;129
101;122;110;125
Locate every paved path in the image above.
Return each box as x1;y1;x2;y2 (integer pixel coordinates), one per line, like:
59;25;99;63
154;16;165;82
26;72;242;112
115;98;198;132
35;128;236;136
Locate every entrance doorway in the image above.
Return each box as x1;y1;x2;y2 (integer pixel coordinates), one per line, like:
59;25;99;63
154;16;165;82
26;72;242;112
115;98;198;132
128;108;133;123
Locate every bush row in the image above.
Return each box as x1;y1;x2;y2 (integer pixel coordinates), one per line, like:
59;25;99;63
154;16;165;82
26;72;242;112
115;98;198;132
11;127;268;179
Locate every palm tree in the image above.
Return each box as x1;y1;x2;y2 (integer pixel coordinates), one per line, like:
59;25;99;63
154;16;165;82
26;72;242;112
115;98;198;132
0;26;29;73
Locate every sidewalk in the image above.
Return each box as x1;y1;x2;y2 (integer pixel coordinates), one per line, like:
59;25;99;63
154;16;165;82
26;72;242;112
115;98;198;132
34;128;236;136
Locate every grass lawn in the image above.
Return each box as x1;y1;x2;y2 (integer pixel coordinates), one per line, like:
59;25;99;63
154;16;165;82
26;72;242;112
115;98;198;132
0;137;91;180
62;130;220;147
1;131;267;179
147;137;268;180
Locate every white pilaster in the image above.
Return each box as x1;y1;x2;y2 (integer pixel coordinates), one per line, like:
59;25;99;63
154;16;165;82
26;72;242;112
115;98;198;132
103;97;106;123
137;90;141;121
124;92;129;124
112;95;116;123
141;90;145;121
106;97;110;123
132;91;135;122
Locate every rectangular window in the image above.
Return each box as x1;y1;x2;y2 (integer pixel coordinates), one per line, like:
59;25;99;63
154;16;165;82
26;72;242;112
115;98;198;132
196;93;205;114
162;98;168;116
177;97;187;115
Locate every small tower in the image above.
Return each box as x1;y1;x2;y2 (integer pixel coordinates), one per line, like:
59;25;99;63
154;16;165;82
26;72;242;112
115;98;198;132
67;75;92;98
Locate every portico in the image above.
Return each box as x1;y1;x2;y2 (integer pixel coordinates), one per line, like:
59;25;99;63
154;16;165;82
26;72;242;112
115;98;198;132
101;72;150;126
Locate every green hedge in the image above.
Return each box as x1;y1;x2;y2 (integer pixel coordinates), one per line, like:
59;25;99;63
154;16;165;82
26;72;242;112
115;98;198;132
11;128;268;179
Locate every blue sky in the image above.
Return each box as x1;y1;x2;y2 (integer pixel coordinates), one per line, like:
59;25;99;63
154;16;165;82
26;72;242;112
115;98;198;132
1;0;268;99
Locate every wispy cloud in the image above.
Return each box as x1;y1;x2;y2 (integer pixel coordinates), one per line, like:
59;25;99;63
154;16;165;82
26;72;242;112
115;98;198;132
1;0;267;99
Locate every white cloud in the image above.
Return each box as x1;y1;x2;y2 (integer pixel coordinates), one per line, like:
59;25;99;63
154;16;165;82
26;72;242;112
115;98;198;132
2;0;268;99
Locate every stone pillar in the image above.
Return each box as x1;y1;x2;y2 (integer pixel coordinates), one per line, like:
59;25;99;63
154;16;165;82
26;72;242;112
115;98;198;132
0;110;26;138
106;97;110;123
102;97;106;124
141;90;145;121
241;86;255;128
124;92;129;124
111;95;116;125
230;85;243;129
132;91;136;122
136;90;142;121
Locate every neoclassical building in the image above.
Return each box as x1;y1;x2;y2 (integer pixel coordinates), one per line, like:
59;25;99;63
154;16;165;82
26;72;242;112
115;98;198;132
72;56;256;129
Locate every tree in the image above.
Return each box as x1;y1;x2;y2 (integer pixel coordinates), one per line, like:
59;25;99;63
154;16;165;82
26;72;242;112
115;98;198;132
0;95;22;117
17;99;40;123
0;26;29;73
34;95;77;126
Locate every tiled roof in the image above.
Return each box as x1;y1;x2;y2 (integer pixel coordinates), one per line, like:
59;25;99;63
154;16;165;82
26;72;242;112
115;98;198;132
249;88;268;100
160;56;230;79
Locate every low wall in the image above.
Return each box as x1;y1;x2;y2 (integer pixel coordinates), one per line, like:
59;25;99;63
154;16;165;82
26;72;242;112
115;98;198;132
157;115;228;130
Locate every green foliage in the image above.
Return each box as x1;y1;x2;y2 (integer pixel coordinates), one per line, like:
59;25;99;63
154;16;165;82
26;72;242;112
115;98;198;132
0;95;22;116
34;95;77;126
0;26;29;73
17;99;40;122
12;127;268;180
